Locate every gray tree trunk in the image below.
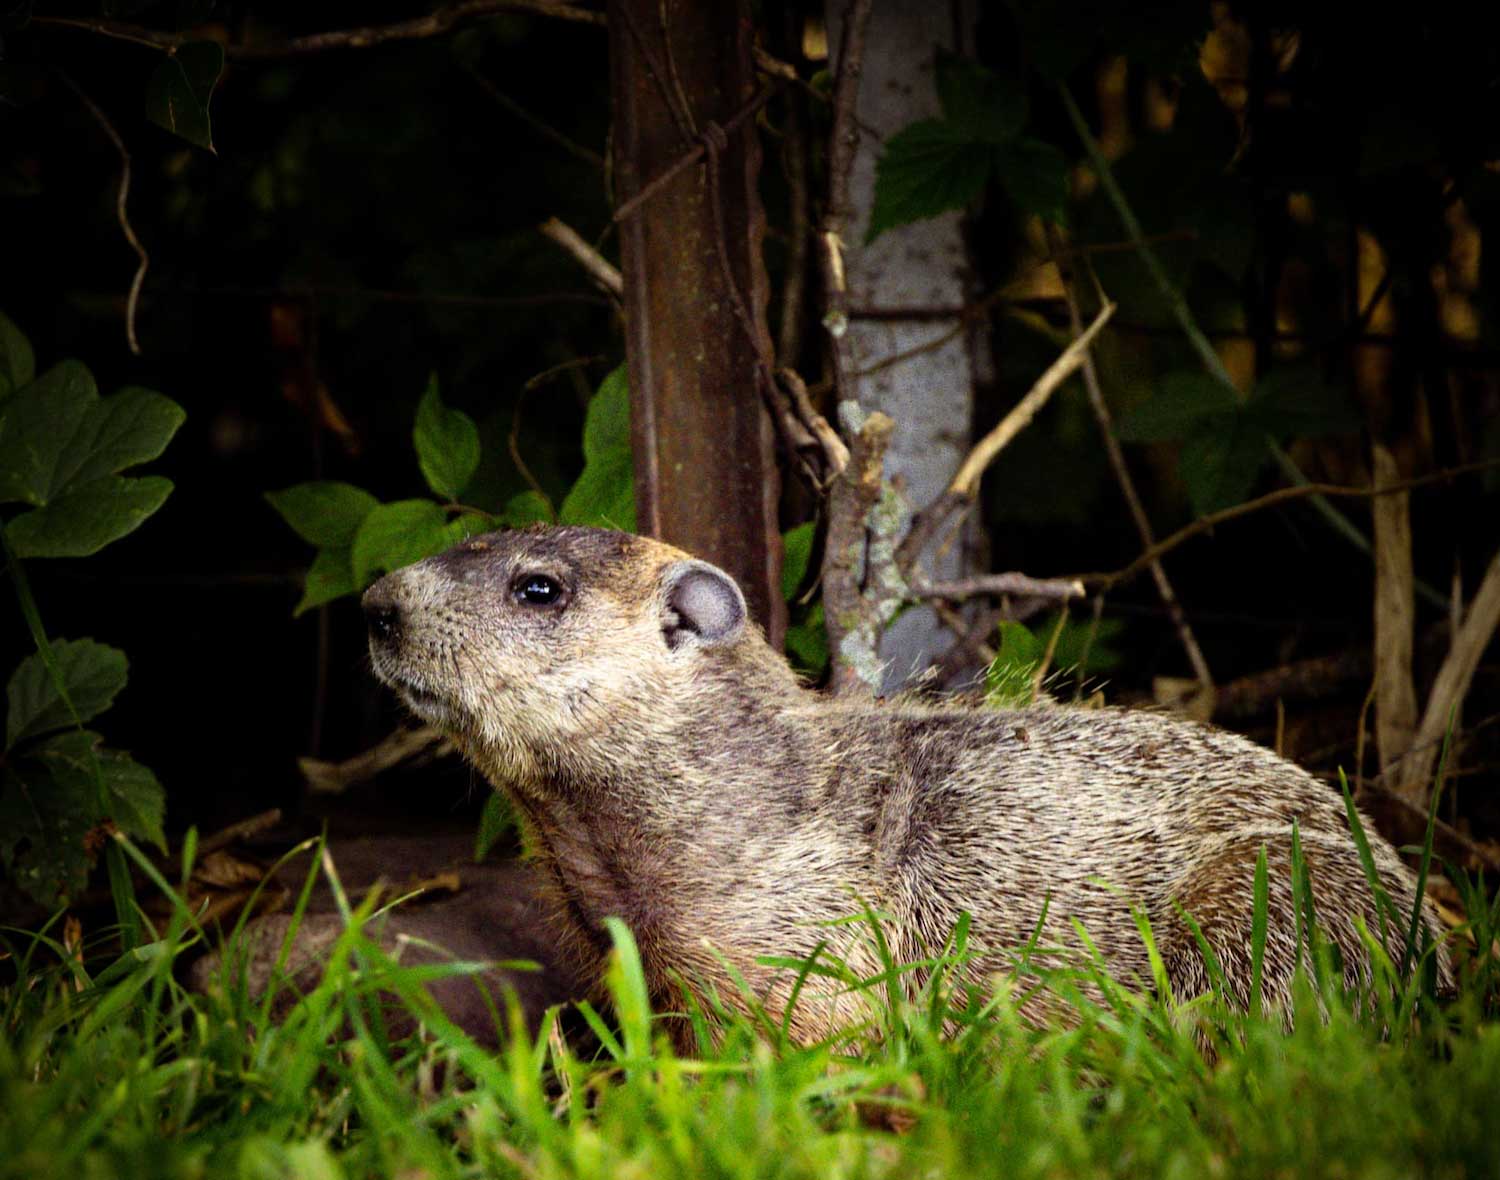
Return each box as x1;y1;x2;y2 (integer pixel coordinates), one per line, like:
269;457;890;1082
828;2;986;693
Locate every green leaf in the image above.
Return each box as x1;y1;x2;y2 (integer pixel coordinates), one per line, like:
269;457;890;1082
781;522;816;602
1248;367;1362;438
475;792;514;863
145;41;224;152
294;546;358;616
32;730;166;852
560;366;635;530
0;361;98;505
866;120;993;243
6;475;174;558
1115;371;1240;441
1179;416;1268;515
0;309;34;398
994;136;1069;222
500;490;554;527
413;375;481;501
0;363;183;553
784;602;828;677
6;638;128;751
351;499;451;587
0;762;94;905
934;51;1027;142
265;481;379;548
1035;612;1125;676
986;622;1043;707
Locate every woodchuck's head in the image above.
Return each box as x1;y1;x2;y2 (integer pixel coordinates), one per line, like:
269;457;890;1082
362;526;771;785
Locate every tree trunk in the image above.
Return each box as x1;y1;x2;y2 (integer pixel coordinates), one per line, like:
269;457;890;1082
608;0;784;646
827;2;985;692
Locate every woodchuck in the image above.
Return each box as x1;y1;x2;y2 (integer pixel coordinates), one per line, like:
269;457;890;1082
363;525;1452;1042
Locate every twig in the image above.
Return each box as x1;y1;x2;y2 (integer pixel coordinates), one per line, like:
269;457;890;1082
56;73;148;356
1391;548;1500;799
817;0;874;409
949;301;1116;496
146;283;610;309
299;725;451;794
919;573;1084;603
1049;224;1213;694
195;809;284;857
539;217;623;297
1073;459;1500;589
466;68;605;170
35;1;605;56
1031;606;1070;704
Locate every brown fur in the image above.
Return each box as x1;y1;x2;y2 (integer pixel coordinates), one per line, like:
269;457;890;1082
363;526;1452;1043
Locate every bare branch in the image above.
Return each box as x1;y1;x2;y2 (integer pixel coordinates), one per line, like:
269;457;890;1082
1074;460;1500;590
950;301;1116;497
918;573;1084;603
539;217;623;297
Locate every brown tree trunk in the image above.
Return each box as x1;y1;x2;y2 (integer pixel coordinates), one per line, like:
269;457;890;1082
608;0;784;645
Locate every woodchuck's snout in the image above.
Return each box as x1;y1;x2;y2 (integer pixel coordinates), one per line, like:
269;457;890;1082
366;524;1455;1045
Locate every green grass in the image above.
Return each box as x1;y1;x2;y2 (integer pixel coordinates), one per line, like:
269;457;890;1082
3;829;1498;1180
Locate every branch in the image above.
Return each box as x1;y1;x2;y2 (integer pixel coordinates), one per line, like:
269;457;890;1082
35;1;605;57
56;72;148;356
539;217;622;297
918;573;1084;603
1049;223;1213;695
1073;460;1500;589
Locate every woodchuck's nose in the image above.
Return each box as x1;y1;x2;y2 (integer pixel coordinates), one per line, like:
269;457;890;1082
362;581;401;644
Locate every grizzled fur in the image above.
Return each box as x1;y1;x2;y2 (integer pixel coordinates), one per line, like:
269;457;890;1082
364;526;1452;1043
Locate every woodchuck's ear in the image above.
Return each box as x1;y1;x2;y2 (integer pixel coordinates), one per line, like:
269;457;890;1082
661;560;746;649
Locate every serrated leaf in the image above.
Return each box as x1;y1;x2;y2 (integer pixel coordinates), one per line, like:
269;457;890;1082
0;763;95;905
6;475;174;558
1115;371;1241;441
781;522;816;602
934;51;1027;143
294;546;358;616
500;490;553;527
6;638;128;750
560;367;635;530
866;119;993;243
145;41;223;152
1180;417;1268;515
32;730;166;851
266;481;379;548
351;499;451;587
994;136;1069;222
413;375;481;501
0;309;34;398
1248;367;1362;438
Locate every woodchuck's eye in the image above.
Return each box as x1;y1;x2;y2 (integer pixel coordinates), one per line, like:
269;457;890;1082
513;573;565;607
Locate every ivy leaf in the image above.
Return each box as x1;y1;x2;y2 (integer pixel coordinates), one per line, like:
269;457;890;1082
1115;371;1240;441
781;522;817;602
145;41;224;152
866;120;993;243
351;499;451;587
0;309;34;399
1248;367;1362;438
6;475;174;558
0;362;183;555
265;481;379;548
994;136;1069;222
6;639;128;751
413;375;481;501
1179;416;1267;516
559;366;635;530
934;51;1027;142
